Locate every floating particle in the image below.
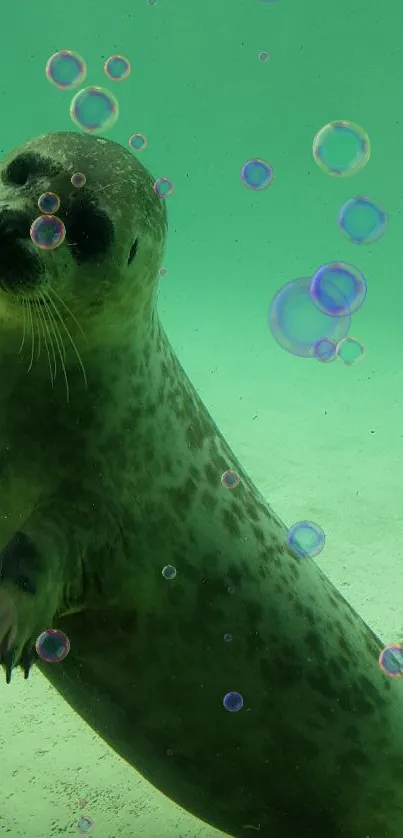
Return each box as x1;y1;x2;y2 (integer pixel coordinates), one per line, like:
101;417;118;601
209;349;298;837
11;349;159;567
45;50;87;90
223;691;244;712
223;633;233;642
221;470;240;489
71;172;86;188
258;51;270;62
162;564;177;580
104;54;131;81
286;521;325;559
30;215;66;251
269;275;350;357
35;629;70;663
313;121;370;178
240;158;274;190
310;261;367;317
379;644;403;678
37;192;60;215
76;816;95;835
313;337;337;363
153;177;174;198
338;196;388;245
129;133;148;152
70;86;119;133
336;336;366;366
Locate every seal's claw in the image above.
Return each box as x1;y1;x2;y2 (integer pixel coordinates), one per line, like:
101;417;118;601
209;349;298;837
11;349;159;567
3;648;14;684
20;644;36;679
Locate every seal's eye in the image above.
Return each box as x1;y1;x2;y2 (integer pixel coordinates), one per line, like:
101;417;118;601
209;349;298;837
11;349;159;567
128;238;138;266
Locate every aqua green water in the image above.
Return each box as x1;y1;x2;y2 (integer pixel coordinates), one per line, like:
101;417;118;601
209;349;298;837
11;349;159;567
2;0;403;835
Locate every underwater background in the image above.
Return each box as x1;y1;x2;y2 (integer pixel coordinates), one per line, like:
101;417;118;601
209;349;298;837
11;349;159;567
2;0;403;835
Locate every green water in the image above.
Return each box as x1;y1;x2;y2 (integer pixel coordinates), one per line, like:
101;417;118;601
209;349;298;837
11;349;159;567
2;0;403;835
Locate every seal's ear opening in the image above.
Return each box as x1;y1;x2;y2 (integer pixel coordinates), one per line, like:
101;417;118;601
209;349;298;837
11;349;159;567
128;238;138;266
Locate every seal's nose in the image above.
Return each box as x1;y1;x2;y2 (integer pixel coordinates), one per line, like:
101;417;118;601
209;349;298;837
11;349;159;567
0;208;43;292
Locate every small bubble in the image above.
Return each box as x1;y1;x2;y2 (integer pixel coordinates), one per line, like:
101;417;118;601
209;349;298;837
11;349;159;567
338;196;388;245
76;816;95;835
310;261;367;317
35;629;70;663
313;120;370;178
241;158;274;190
258;51;270;62
336;336;366;366
227;586;236;595
37;192;60;215
30;215;66;251
313;337;337;363
104;54;131;81
128;133;148;152
379;644;403;678
223;633;233;642
159;267;167;278
71;172;86;188
45;50;87;91
221;470;240;489
162;564;177;580
287;521;325;559
223;691;244;712
153;177;174;198
69;86;119;133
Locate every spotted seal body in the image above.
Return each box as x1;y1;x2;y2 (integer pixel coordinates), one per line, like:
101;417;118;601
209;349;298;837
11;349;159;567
0;132;402;838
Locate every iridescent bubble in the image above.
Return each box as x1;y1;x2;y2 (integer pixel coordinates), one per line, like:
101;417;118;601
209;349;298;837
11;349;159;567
129;133;148;152
223;691;244;712
269;275;350;358
45;50;87;91
35;629;70;663
153;177;174;198
310;261;366;317
336;336;366;366
379;644;403;678
30;215;66;251
69;86;119;133
313;337;337;363
338;196;388;245
71;172;86;188
104;54;131;82
223;633;233;643
287;521;325;559
258;51;270;62
162;564;177;580
37;191;60;214
241;158;274;190
221;470;240;489
313;121;370;178
76;816;95;835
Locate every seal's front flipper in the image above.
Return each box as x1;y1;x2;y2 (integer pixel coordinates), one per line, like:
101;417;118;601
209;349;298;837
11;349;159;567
0;499;89;683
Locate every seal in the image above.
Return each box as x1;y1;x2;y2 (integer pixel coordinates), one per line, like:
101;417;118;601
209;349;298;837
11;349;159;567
0;131;403;838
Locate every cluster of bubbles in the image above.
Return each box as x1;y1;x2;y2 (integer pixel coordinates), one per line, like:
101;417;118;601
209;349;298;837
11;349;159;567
29;174;86;253
268;265;366;365
45;50;174;198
